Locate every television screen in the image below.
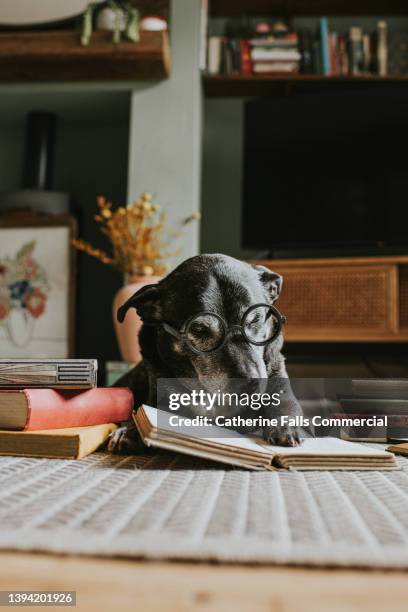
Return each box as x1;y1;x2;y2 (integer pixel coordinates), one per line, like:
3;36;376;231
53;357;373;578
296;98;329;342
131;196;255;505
242;88;408;254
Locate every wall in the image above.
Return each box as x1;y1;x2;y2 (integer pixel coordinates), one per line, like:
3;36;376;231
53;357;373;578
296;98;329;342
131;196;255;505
127;0;202;267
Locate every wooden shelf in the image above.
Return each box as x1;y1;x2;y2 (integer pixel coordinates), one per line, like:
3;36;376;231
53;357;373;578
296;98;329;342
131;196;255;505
203;74;408;97
209;0;408;17
0;30;170;82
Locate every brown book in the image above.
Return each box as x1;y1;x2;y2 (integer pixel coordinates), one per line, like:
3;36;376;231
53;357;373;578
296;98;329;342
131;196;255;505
133;406;398;471
0;424;117;459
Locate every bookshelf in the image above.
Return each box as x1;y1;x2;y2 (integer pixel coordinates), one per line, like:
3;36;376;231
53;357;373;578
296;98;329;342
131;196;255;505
203;74;408;97
0;30;170;83
204;0;408;97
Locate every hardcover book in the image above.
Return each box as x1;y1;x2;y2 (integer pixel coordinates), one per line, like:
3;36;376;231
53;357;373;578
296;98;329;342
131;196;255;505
0;424;117;459
0;359;98;389
133;405;398;471
0;387;133;431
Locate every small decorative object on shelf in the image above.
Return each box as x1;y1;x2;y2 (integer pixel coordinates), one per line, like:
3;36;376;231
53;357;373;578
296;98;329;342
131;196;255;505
81;1;140;46
72;193;200;363
140;15;167;31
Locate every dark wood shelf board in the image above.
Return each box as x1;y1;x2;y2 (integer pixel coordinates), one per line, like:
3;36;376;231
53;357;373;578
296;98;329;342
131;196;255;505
0;30;170;82
203;74;408;97
209;0;408;17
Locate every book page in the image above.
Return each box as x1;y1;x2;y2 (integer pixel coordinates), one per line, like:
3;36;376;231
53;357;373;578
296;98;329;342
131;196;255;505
141;406;392;458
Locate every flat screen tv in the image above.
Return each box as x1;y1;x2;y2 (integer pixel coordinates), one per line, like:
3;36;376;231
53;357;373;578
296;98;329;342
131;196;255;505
242;88;408;256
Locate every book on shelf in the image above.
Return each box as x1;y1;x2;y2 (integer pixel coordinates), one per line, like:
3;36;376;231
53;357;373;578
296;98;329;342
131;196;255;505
389;31;408;76
319;17;330;75
133;405;398;471
0;424;117;459
0;387;133;431
251;48;301;62
377;20;388;76
253;62;299;74
0;359;97;389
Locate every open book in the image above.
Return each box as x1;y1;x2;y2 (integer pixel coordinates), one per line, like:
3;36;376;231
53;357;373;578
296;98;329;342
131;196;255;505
133;406;398;471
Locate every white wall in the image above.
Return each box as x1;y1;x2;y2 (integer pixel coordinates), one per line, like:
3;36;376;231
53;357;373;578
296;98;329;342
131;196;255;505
127;0;202;266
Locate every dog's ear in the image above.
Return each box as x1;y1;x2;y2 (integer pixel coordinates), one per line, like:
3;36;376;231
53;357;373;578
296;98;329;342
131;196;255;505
252;265;283;303
117;283;161;324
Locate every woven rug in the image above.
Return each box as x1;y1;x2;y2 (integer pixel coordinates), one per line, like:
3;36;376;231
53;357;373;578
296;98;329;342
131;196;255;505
1;450;408;569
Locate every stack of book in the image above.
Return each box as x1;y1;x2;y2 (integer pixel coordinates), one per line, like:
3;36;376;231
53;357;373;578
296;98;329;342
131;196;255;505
248;31;301;75
337;379;408;443
0;360;133;459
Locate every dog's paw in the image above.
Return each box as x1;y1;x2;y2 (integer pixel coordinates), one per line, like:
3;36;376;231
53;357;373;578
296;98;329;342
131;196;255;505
107;424;144;455
263;424;301;447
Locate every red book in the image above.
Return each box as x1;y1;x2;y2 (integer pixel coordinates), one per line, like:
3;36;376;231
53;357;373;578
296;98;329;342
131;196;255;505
240;39;252;76
0;387;133;431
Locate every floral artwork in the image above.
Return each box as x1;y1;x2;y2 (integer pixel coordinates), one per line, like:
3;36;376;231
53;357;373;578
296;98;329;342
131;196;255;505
0;242;49;342
0;224;72;358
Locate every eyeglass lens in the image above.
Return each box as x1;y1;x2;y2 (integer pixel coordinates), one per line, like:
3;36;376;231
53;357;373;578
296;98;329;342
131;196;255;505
243;305;278;344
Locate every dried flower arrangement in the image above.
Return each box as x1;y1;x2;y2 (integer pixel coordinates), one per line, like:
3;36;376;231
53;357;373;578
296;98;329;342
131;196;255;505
72;192;200;278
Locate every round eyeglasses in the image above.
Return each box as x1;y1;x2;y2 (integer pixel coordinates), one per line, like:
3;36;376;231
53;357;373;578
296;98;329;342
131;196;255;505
154;303;286;355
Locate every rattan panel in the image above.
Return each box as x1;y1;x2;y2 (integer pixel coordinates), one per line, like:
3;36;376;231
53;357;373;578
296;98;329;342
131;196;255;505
275;265;396;332
399;266;408;329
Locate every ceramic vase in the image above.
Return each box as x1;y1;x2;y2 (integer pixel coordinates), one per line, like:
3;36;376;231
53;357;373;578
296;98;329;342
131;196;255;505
113;275;161;364
7;308;34;347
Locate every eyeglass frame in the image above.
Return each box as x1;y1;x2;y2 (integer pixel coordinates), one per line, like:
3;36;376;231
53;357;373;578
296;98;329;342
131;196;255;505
145;303;287;355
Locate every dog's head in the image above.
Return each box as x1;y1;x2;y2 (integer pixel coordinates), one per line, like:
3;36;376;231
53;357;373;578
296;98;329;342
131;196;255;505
117;254;284;381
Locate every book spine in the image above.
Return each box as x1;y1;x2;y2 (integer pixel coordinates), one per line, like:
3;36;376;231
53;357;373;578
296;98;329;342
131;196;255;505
300;32;313;74
230;39;241;74
224;39;234;75
319;17;330;75
23;388;134;431
0;360;97;389
349;27;363;75
329;32;339;76
377;20;388;76
239;39;252;76
362;33;372;74
207;36;222;74
338;34;349;76
312;37;322;74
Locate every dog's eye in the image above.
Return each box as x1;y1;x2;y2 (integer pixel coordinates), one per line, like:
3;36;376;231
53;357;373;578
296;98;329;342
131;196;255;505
189;322;211;336
246;313;262;327
243;306;277;344
186;314;225;353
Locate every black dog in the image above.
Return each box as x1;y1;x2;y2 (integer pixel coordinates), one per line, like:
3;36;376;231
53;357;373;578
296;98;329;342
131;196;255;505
108;254;303;453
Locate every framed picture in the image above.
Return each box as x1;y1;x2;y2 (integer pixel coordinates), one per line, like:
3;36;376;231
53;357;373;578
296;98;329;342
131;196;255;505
0;212;76;358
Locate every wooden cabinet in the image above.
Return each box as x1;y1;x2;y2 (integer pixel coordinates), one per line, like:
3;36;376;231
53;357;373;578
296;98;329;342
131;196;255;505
252;256;408;342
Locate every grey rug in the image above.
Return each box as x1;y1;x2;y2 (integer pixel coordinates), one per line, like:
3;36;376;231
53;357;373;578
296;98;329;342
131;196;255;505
1;450;408;569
